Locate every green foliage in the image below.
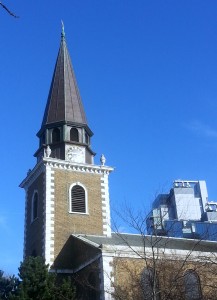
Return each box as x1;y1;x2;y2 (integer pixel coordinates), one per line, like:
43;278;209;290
0;256;76;300
0;257;76;299
17;256;55;300
17;256;76;300
55;277;76;300
0;270;19;299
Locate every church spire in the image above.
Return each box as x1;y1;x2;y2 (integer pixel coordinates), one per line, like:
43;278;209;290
36;25;94;162
41;24;88;127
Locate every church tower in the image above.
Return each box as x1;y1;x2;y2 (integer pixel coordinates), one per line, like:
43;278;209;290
20;25;113;268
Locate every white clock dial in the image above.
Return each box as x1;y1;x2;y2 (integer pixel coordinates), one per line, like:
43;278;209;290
66;146;85;163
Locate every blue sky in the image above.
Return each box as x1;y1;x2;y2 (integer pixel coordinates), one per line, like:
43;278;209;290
1;0;217;275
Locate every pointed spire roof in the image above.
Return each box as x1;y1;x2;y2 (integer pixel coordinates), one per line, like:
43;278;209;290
41;24;87;127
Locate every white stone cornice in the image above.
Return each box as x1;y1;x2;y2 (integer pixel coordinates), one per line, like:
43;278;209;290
43;157;114;175
19;160;45;189
20;157;114;189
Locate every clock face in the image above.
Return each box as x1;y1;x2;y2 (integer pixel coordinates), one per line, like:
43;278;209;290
66;146;85;163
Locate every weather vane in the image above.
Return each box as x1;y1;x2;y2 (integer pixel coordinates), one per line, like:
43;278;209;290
61;20;65;38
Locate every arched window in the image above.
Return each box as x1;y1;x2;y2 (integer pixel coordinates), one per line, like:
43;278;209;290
141;268;160;300
184;270;202;300
70;128;79;142
52;128;60;143
70;184;87;214
32;192;38;222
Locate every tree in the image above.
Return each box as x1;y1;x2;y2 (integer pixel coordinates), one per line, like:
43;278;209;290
17;256;76;300
0;270;19;299
55;277;76;300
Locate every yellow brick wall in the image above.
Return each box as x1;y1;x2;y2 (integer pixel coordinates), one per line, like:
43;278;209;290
25;172;44;257
112;257;217;299
53;169;104;259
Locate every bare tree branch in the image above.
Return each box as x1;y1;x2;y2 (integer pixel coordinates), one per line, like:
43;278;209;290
0;2;19;18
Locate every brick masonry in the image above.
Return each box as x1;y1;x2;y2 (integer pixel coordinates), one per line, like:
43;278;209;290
24;172;45;258
53;168;105;262
112;256;217;299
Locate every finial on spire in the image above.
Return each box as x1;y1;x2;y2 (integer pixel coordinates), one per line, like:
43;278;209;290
61;20;65;38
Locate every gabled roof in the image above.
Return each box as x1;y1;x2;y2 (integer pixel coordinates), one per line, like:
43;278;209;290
41;27;87;127
73;233;217;253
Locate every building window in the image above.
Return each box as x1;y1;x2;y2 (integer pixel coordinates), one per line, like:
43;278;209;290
70;128;79;142
141;268;160;300
52;128;60;143
69;183;87;214
31;191;38;222
184;270;202;300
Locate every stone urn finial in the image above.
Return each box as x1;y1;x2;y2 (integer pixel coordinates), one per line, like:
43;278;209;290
45;145;51;158
100;154;106;166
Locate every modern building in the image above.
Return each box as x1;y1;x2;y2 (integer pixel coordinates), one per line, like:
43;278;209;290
20;26;217;299
147;180;217;241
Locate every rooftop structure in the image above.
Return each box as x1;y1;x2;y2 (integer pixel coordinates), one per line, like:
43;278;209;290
147;180;217;241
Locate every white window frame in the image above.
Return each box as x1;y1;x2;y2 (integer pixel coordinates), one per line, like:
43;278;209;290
31;190;39;223
69;182;88;214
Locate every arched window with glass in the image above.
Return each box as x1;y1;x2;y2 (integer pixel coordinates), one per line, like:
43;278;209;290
184;270;202;300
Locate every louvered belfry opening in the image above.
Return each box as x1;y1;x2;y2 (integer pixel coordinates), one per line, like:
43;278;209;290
52;128;60;143
71;185;86;213
70;128;79;142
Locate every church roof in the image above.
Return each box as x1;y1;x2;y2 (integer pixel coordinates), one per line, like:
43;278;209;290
41;25;87;127
74;233;217;253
